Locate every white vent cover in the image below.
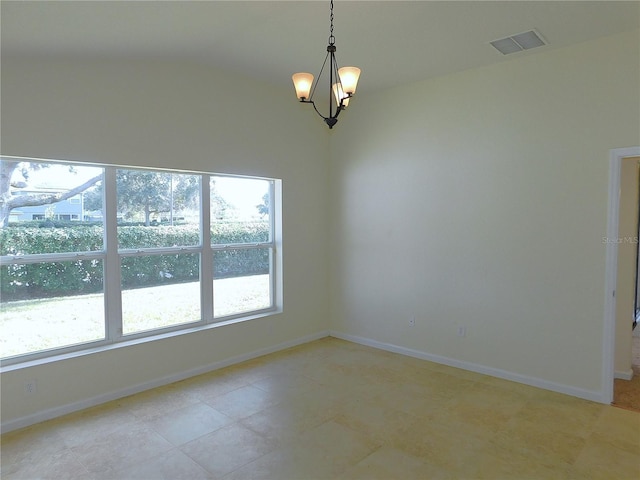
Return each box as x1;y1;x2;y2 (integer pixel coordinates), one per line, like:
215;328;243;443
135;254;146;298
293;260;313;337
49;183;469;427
490;30;546;55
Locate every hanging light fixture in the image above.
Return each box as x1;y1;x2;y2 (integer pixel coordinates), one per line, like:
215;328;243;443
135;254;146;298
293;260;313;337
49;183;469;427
292;0;361;129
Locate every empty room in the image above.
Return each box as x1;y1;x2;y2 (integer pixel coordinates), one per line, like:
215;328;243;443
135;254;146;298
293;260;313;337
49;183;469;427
1;1;639;479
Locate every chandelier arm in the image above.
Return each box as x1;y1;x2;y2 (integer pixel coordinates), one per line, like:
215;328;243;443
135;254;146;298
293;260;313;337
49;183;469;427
305;98;343;125
314;101;331;122
308;51;331;103
329;53;334;119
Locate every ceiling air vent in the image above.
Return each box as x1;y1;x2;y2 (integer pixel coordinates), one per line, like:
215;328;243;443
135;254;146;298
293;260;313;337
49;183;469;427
490;30;546;55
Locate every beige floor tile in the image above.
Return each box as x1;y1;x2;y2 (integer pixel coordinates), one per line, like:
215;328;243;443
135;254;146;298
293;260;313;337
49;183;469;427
49;402;139;449
512;395;605;438
440;382;528;432
493;415;588;465
250;371;323;398
586;406;640;454
177;370;250;401
573;436;640;480
457;380;531;407
332;397;420;445
386;415;490;473
202;384;281;420
371;381;454;419
0;423;68;475
337;446;452;480
408;369;478;400
224;420;380;480
377;357;440;382
144;401;233;445
106;448;213;480
239;399;335;446
180;422;276;478
117;383;201;421
345;379;402;400
469;439;576;480
69;421;173;473
240;382;344;445
2;448;96;480
221;357;294;384
298;361;371;390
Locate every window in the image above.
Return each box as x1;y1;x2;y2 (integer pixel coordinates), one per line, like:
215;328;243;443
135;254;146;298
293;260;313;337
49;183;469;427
211;176;273;318
0;157;280;364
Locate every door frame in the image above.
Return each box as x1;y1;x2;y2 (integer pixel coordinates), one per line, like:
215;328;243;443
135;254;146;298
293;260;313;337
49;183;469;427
603;146;640;404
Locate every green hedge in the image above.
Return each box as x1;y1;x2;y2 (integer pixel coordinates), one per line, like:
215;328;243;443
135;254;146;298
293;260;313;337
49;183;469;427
0;223;270;300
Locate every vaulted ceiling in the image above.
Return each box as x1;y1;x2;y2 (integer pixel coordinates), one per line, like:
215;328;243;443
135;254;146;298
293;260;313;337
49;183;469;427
2;1;639;94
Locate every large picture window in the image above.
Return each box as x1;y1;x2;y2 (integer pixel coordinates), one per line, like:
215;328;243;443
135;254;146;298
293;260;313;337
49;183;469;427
0;157;279;364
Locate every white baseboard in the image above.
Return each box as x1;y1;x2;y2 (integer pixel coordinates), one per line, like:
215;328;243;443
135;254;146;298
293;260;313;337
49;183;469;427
614;369;634;380
329;330;607;404
1;330;330;434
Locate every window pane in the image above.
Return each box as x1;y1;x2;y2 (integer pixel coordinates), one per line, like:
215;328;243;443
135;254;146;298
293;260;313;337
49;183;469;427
0;260;105;358
211;176;271;245
213;248;271;318
121;253;200;334
116;169;200;249
0;160;104;255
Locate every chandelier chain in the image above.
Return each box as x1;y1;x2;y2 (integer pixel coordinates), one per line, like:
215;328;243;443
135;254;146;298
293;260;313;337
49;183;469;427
328;0;335;45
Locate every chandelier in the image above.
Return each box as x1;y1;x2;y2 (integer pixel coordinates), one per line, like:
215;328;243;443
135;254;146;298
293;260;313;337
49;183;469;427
292;0;361;129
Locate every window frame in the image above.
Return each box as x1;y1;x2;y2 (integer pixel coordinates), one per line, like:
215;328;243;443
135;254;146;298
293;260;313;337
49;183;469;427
0;157;280;366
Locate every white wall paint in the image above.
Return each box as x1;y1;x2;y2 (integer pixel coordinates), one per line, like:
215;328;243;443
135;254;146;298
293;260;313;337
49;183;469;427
329;30;640;396
0;57;330;425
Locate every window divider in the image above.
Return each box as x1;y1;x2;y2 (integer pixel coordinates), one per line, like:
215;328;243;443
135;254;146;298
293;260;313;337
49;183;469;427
200;175;214;323
117;246;202;257
103;167;123;340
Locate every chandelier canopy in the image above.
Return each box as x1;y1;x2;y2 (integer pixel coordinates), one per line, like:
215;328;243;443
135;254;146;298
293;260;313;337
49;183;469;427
292;0;361;129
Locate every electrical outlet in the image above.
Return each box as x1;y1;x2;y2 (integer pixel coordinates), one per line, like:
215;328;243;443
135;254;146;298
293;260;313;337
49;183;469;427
457;326;466;337
408;316;416;327
24;380;37;395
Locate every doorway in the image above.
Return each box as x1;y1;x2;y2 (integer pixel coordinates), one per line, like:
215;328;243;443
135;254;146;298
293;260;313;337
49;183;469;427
604;147;640;407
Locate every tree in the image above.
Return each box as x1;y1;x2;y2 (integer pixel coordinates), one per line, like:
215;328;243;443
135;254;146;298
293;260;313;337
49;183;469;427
1;160;234;228
0;160;101;227
84;171;232;225
84;170;174;226
210;179;233;221
256;192;270;218
118;170;171;225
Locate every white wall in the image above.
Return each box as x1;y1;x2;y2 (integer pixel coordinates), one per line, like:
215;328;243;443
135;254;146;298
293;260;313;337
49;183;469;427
0;57;330;427
329;30;640;399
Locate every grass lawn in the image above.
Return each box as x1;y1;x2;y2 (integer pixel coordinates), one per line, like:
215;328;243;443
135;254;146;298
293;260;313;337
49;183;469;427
0;274;270;359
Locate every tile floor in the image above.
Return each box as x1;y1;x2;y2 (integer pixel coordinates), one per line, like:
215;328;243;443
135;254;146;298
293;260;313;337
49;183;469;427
1;337;639;479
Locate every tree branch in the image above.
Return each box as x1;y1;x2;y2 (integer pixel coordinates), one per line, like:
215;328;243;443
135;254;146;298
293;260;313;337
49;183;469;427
8;175;102;209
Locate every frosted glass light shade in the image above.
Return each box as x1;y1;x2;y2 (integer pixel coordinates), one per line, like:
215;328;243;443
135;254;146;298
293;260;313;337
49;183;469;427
292;73;314;100
332;83;350;108
337;66;361;95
